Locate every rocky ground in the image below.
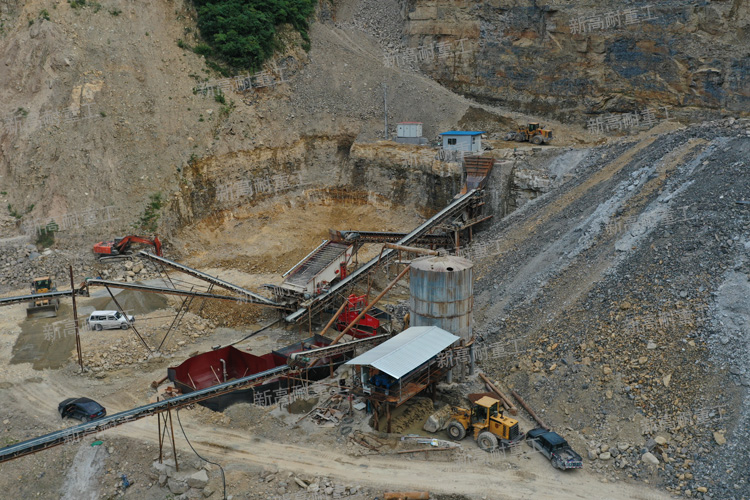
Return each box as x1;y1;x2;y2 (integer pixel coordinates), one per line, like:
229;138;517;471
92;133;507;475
468;118;750;499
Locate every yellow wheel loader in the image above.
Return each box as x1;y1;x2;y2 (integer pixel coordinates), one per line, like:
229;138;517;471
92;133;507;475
446;396;525;451
27;276;60;318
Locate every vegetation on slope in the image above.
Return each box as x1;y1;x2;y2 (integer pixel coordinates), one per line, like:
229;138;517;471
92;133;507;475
191;0;316;70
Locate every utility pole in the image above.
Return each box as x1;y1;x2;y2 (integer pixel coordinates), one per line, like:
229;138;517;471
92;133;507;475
383;83;388;140
69;265;83;372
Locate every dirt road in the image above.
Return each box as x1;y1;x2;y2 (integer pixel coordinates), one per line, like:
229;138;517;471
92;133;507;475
108;412;670;500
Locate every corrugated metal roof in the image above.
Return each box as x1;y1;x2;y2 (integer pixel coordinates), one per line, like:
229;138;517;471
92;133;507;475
439;131;485;136
345;326;459;379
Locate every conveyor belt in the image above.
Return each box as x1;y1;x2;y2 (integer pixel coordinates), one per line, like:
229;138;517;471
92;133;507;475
84;279;284;307
333;231;453;246
0;365;289;464
138;252;278;306
0;289;86;307
289;334;389;363
285;189;480;323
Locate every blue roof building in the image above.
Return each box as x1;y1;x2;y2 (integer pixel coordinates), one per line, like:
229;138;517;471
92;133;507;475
439;131;485;153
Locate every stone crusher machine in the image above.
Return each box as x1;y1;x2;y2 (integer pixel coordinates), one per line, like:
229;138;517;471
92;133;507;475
335;294;393;338
27;276;60;318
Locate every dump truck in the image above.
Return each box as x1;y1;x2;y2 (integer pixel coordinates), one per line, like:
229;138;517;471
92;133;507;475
505;123;553;145
27;276;60;318
446;395;524;451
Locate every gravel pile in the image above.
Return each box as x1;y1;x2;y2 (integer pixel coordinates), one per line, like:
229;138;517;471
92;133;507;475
0;244;163;294
336;0;406;50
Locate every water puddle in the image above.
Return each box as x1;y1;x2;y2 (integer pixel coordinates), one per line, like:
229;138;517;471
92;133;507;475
11;303;78;370
10;288;169;370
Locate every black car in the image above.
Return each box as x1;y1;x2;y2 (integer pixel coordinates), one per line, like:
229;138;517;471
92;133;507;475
58;397;107;423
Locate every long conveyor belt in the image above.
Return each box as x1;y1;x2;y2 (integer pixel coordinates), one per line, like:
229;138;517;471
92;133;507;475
332;231;454;246
0;289;85;307
138;251;279;306
84;279;284;307
285;189;480;323
0;365;290;464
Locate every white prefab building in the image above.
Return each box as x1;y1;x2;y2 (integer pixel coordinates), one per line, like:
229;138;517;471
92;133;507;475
395;122;427;145
397;122;423;138
439;131;485;153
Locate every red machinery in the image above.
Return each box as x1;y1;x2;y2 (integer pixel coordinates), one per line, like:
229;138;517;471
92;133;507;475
335;294;384;339
93;235;163;258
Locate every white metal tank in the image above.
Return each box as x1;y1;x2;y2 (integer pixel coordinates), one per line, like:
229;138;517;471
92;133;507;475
409;255;473;340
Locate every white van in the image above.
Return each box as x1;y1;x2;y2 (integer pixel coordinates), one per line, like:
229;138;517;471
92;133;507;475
86;310;135;331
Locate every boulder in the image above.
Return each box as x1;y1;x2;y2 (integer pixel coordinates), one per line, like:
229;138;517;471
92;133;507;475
168;478;189;494
713;431;726;445
187;470;208;489
641;452;659;465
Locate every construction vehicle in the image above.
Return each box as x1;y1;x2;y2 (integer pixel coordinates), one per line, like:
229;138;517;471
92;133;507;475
505;123;553;145
93;235;162;259
446;395;524;451
27;276;60;318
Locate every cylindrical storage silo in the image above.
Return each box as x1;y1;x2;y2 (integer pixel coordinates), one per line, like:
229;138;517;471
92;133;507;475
409;255;473;340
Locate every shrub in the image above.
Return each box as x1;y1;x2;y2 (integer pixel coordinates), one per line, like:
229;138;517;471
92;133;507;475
133;192;164;232
36;228;55;248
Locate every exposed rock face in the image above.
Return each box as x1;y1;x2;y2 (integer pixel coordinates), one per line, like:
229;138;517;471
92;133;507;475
405;0;750;121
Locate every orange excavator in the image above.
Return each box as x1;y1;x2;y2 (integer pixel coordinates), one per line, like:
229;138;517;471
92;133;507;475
93;235;162;259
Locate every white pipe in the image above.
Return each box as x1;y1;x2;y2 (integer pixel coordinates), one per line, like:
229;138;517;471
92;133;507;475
220;359;227;382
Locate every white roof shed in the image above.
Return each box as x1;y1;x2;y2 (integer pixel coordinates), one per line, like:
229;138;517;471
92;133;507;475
345;326;459;379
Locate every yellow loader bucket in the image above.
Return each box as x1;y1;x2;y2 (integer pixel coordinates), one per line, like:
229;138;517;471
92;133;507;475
27;299;60;318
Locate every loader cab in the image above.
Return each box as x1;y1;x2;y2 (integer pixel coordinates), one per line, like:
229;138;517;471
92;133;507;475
528;122;540;132
472;396;502;427
32;277;53;293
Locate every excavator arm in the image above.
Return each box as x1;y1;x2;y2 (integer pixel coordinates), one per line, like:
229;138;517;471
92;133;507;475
115;236;162;256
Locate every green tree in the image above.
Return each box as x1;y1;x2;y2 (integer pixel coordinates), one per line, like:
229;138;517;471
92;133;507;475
191;0;315;70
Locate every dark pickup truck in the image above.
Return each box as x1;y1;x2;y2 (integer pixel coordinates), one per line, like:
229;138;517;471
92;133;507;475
526;428;583;470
